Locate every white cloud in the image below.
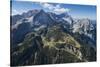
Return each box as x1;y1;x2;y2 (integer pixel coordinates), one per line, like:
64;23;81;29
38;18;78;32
39;3;54;10
12;9;27;16
53;6;70;14
39;3;71;14
12;9;20;15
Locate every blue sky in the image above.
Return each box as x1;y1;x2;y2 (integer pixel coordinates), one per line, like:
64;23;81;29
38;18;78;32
11;1;96;20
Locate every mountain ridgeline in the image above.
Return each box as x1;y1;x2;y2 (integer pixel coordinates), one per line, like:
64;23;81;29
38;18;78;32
11;9;96;66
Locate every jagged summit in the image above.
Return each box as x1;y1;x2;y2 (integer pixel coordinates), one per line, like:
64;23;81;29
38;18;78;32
33;9;55;26
39;9;46;13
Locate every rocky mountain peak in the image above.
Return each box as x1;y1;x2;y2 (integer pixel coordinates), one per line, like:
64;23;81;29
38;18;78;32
33;9;55;26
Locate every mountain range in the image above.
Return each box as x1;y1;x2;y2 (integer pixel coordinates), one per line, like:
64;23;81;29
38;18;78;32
11;9;96;66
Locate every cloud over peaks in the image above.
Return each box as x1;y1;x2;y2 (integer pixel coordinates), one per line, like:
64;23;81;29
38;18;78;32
40;3;70;14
